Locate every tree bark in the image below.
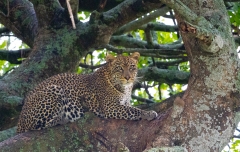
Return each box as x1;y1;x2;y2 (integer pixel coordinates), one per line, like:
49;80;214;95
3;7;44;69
0;0;239;151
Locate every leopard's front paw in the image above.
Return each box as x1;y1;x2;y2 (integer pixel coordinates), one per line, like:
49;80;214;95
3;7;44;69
141;110;158;121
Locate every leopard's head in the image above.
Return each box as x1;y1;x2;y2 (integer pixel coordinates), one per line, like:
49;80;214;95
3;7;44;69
106;52;140;88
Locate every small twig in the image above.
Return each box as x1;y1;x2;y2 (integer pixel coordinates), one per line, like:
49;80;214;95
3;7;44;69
90;53;94;72
7;0;10;17
143;82;154;99
158;83;162;100
233;135;240;139
66;0;76;29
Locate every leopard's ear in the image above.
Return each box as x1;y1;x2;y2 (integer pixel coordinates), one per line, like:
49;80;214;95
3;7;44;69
130;52;140;61
106;54;116;63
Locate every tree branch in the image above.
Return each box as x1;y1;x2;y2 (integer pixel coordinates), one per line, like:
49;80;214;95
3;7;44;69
75;0;166;50
140;22;178;32
148;59;188;68
233;135;240;138
109;35;184;50
235;36;240;46
224;0;240;2
79;63;106;70
137;67;189;84
29;0;65;28
113;6;170;35
161;0;201;25
0;127;16;142
0;27;10;34
106;44;186;56
0;0;37;47
101;0;165;30
131;95;155;104
0;49;31;64
161;0;227;54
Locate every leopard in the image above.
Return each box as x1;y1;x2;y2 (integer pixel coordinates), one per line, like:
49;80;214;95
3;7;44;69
17;52;158;133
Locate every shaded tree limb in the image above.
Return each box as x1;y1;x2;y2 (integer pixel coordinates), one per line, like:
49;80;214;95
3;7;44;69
0;27;10;35
224;0;240;2
0;49;31;64
29;0;64;28
148;59;188;67
77;0;123;12
233;135;240;138
138;67;189;84
114;6;170;35
235;36;240;46
131;95;155;103
161;0;203;26
0;127;16;142
0;0;37;47
79;63;106;70
106;44;186;55
76;0;165;50
109;35;184;49
140;22;178;32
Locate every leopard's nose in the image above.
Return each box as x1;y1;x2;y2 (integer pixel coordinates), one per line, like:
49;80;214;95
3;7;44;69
124;75;130;80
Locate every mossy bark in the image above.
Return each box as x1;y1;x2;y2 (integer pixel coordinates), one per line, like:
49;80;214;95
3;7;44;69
0;0;239;151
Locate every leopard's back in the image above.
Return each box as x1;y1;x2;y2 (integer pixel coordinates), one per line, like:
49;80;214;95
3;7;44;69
17;73;92;132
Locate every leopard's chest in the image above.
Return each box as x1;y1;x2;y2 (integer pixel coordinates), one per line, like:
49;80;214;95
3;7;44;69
119;84;132;106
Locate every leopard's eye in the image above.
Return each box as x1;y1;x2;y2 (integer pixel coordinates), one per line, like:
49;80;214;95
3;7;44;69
129;65;136;71
114;66;123;72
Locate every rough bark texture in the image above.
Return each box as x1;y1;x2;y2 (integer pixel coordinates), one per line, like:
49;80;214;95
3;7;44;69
0;0;239;151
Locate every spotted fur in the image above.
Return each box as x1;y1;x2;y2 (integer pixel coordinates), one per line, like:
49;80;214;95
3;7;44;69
17;52;158;133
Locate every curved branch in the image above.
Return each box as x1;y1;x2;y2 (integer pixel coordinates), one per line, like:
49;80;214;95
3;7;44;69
0;0;38;47
75;0;166;50
114;7;170;35
101;0;165;30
